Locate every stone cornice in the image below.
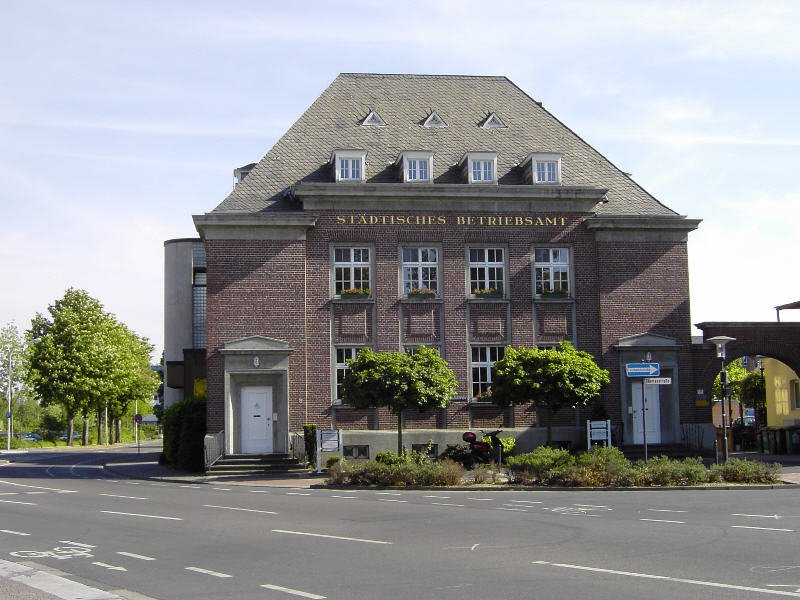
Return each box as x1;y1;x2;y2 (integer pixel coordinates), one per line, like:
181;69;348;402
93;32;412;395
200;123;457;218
585;215;701;242
193;212;317;241
293;182;607;212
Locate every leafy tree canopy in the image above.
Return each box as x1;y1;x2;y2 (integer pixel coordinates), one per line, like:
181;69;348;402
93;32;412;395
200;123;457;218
491;342;610;443
341;346;457;452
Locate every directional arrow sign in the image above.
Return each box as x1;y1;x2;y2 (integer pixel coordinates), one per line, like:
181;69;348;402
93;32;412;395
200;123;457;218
625;363;660;377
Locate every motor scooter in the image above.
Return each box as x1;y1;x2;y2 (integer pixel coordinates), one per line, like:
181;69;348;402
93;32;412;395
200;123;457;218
462;429;503;467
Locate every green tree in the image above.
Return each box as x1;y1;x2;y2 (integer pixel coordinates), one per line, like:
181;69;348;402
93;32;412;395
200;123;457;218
740;371;767;429
341;346;457;453
491;342;610;444
26;288;153;446
1;322;32;438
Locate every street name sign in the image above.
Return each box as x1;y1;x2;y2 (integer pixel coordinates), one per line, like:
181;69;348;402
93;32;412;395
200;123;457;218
644;377;672;385
625;363;660;377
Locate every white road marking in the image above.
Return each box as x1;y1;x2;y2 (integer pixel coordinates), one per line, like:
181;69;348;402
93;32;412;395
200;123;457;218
203;504;278;515
99;493;149;500
185;566;232;578
58;541;95;548
0;499;36;505
92;561;127;571
574;504;610;508
272;529;392;545
0;480;76;493
640;518;686;524
510;500;543;504
329;495;356;499
378;499;408;503
0;492;18;495
250;490;270;493
734;513;782;519
471;544;480;551
261;583;326;598
0;559;121;599
0;529;30;536
466;497;494;501
124;481;142;485
25;491;48;495
376;492;403;496
116;551;156;561
424;495;451;499
532;560;800;597
648;509;688;513
431;502;465;507
732;525;794;532
178;485;198;489
496;507;528;512
212;487;232;491
100;510;183;521
286;492;312;496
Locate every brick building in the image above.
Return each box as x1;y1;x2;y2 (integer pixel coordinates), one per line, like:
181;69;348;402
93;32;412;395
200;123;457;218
187;73;706;458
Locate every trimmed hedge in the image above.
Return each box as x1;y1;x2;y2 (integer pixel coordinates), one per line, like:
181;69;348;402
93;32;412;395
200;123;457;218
162;397;206;472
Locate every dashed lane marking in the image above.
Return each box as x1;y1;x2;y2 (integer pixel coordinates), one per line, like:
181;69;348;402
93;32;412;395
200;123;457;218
58;541;95;548
261;583;326;599
0;480;77;493
424;495;450;499
203;504;278;515
431;502;465;507
185;566;233;578
496;507;528;512
116;551;156;561
286;492;312;496
100;510;183;521
92;561;127;572
378;499;407;503
329;495;357;499
532;560;800;597
99;493;149;500
0;499;36;505
732;526;794;532
0;529;30;536
640;518;686;524
648;509;687;513
272;529;392;545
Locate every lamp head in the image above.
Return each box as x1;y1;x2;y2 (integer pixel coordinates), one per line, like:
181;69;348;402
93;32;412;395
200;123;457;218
707;335;736;359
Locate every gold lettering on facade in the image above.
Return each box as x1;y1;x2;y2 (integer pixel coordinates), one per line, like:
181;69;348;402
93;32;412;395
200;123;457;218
333;215;568;227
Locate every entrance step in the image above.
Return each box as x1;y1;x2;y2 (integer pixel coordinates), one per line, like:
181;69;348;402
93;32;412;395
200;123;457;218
206;454;307;477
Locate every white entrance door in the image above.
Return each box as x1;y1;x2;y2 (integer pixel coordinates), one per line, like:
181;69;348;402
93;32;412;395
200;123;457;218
632;381;661;445
241;386;273;454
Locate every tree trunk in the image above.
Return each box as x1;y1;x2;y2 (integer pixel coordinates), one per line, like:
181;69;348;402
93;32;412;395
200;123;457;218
114;418;121;444
96;411;102;446
82;418;89;446
546;406;553;446
66;416;74;447
397;410;403;455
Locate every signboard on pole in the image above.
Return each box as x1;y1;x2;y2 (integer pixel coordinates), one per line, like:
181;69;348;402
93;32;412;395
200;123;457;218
586;420;612;448
644;377;671;385
625;363;660;377
316;429;343;474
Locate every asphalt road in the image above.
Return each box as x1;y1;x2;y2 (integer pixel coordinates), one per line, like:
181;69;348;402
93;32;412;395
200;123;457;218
1;447;800;600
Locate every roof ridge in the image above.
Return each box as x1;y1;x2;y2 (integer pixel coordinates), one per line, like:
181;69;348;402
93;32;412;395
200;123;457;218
337;72;510;81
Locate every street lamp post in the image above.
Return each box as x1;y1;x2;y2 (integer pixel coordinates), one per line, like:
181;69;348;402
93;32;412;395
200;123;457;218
708;336;736;463
6;347;12;452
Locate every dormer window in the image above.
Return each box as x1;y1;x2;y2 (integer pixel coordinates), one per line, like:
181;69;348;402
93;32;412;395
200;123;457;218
460;152;498;184
523;153;562;184
397;151;433;183
331;150;367;183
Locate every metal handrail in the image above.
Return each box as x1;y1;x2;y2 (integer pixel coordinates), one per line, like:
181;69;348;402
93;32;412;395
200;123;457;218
204;430;225;468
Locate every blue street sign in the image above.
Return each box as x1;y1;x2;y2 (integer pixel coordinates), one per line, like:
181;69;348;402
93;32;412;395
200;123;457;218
625;362;660;377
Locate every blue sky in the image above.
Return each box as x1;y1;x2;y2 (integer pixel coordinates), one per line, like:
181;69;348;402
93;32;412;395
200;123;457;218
1;0;798;357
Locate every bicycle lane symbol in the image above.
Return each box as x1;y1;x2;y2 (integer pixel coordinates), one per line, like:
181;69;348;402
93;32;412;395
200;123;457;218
10;544;95;560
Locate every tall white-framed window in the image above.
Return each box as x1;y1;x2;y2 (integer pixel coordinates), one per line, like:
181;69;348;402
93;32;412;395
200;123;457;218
534;247;571;297
333;246;371;296
398;151;433;183
461;152;498;184
401;246;439;295
468;246;505;296
471;345;505;400
524;153;562;184
334;347;364;403
332;150;367;182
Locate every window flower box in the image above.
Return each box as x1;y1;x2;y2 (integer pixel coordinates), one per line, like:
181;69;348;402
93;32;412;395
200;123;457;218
472;287;504;299
338;288;371;299
406;288;437;300
539;287;569;298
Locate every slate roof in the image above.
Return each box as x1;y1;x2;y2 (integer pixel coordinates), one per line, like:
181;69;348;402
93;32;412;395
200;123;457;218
210;73;678;217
